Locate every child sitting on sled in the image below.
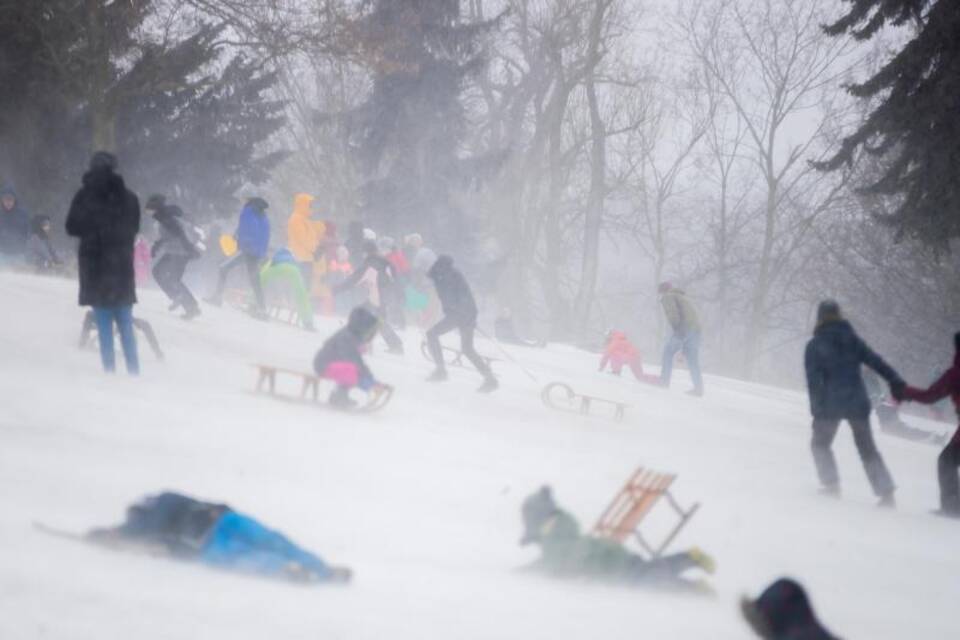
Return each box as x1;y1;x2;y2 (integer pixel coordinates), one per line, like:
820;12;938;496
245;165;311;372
599;330;661;386
519;486;715;593
313;306;390;408
85;492;352;584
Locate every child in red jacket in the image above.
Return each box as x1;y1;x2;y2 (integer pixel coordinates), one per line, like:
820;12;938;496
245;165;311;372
900;332;960;518
599;331;661;386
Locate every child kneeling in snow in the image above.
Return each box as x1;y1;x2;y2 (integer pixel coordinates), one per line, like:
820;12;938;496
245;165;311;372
519;486;714;593
87;492;352;583
599;330;661;386
313;306;389;408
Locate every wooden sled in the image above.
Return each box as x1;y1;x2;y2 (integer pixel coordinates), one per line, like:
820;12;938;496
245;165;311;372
419;340;498;371
252;364;393;413
592;467;700;558
225;288;303;327
541;382;629;421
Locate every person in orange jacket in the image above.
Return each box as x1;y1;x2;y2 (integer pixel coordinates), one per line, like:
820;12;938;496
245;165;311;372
286;193;322;289
599;330;661;386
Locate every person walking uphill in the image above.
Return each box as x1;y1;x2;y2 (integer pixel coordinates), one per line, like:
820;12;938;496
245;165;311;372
333;240;405;354
208;197;270;318
425;255;498;392
658;282;704;396
899;332;960;518
147;196;202;320
804;300;903;506
65;152;141;375
286;193;321;289
0;185;30;263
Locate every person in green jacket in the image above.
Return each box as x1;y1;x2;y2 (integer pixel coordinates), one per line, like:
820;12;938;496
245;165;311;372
659;281;704;396
519;486;715;592
260;248;315;331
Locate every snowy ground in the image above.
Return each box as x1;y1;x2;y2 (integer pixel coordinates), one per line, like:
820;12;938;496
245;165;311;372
0;270;956;639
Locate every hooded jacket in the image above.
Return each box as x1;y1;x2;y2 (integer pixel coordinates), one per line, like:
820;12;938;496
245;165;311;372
65;166;141;307
660;288;701;336
0;186;30;256
334;244;398;308
804;318;903;421
287;193;321;262
904;334;960;436
235;200;270;258
313;307;379;382
152;205;199;260
602;331;639;365
26;216;61;269
428;255;478;324
742;578;839;640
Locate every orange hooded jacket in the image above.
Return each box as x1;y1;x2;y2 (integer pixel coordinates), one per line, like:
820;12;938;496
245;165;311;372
287;193;324;262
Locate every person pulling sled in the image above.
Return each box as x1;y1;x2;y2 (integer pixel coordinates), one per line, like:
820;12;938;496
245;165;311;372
313;306;391;409
73;492;352;584
425;255;498;392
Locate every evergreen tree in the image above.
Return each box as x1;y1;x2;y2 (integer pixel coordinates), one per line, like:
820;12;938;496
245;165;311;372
817;0;960;247
338;0;503;246
0;1;285;224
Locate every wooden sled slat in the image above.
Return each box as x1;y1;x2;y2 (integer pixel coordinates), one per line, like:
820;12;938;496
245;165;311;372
251;364;392;414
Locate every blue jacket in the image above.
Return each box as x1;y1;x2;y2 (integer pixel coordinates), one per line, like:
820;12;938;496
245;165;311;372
235;205;270;258
804;320;902;421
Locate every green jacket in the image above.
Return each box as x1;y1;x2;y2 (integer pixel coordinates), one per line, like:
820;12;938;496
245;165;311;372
533;510;638;579
660;289;701;336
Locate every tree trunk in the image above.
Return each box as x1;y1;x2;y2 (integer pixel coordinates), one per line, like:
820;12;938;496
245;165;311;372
86;0;115;152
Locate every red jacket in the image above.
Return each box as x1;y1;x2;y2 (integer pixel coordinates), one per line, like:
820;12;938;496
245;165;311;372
904;350;960;440
600;331;639;368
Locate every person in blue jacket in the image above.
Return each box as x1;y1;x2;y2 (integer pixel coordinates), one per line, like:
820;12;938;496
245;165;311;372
0;185;30;263
86;492;353;584
207;197;270;317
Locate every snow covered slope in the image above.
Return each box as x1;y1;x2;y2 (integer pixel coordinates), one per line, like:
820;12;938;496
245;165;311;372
0;271;955;639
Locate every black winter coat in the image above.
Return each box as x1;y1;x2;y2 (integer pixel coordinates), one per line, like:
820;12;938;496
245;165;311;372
804;319;902;421
105;492;229;557
313;307;379;382
428;256;478;325
65;168;141;307
336;253;397;307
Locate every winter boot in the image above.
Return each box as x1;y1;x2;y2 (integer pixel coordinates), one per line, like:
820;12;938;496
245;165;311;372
168;300;182;312
203;295;222;307
329;387;356;409
688;547;716;574
477;376;499;393
818;485;841;498
427;369;449;382
182;306;201;321
877;493;896;508
686;387;704;398
931;507;960;520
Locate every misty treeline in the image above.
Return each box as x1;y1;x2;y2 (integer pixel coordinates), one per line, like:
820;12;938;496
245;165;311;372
0;0;956;387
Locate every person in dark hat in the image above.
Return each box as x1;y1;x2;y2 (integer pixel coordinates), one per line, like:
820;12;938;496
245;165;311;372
313;306;390;408
65;151;141;375
804;299;903;506
332;240;405;354
146;195;202;320
518;486;715;592
900;332;960;518
741;578;840;639
207;197;270;319
26;215;63;272
0;185;30;263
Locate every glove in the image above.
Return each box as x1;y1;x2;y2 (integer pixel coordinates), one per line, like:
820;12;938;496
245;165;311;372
889;380;906;403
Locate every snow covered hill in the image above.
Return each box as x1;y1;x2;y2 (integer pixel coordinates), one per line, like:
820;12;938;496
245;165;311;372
0;271;955;639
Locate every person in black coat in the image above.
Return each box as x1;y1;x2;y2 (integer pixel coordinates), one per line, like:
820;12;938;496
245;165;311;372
804;300;903;504
333;240;404;354
313;306;387;408
741;578;840;640
425;255;497;392
65;152;141;375
147;195;202;320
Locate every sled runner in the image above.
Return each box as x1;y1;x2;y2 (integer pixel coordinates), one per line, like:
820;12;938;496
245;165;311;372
252;364;393;413
224;288;304;327
420;340;499;371
541;382;629;421
592;467;700;558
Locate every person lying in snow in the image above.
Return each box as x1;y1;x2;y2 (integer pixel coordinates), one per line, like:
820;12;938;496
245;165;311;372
741;578;839;640
86;492;352;584
313;306;390;408
518;486;715;592
599;330;661;386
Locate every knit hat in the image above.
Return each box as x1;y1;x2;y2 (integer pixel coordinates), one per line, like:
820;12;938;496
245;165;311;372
89;151;118;172
520;486;558;545
815;299;842;328
741;578;838;640
145;194;166;211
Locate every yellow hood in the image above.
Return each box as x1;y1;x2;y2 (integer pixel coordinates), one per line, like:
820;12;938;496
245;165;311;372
292;193;315;219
